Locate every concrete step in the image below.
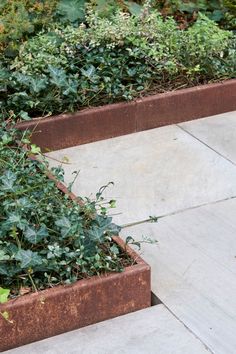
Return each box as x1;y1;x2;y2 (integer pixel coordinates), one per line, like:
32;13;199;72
5;305;210;354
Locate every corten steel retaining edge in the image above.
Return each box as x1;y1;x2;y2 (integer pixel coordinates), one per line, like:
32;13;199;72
0;175;151;352
16;79;236;152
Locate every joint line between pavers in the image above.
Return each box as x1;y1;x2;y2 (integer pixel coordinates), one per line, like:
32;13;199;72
156;196;236;221
122;196;236;231
161;303;215;354
176;124;236;167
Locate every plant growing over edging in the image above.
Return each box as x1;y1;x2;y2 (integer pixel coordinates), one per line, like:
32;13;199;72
0;287;12;323
0;122;158;300
0;122;133;298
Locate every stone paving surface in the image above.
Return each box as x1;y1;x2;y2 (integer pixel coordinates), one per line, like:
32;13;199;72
6;111;236;353
5;305;210;354
47;116;236;225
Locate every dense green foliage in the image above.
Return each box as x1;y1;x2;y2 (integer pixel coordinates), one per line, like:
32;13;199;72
1;10;235;120
0;0;235;57
0;123;127;296
0;0;58;55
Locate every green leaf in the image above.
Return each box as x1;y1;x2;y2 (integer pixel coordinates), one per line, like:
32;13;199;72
124;1;143;16
4;213;28;231
16;197;32;210
0;264;9;276
125;236;135;244
0;250;10;261
30;78;47;94
55;217;72;237
24;225;48;244
109;200;116;208
57;0;86;22
108;223;121;235
19;111;31;121
81;65;96;80
62;79;78;96
0;170;17;191
30;144;41;155
48;66;67;87
15;250;43;269
0;310;13;323
110;244;119;255
0;287;10;304
87;226;104;242
209;10;224;21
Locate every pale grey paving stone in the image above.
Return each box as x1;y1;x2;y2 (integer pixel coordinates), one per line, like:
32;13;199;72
4;305;211;354
121;198;236;354
179;111;236;165
47;124;236;225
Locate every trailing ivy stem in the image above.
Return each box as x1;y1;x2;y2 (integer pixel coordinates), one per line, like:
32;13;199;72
28;273;38;293
15;234;21;249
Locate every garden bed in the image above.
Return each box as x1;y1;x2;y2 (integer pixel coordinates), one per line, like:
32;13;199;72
0;235;150;352
0;126;151;351
17;79;236;152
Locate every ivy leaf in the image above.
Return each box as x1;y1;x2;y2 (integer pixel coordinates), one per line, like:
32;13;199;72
62;79;78;96
0;287;10;304
0;311;13;323
48;66;67;87
24;225;48;244
30;144;41;155
108;223;121;235
4;213;28;231
86;226;104;242
95;215;112;229
57;0;86;22
15;250;43;269
16;197;32;210
0;250;10;261
55;217;71;238
30;78;47;94
124;1;143;16
209;10;224;22
0;264;9;276
0;170;17;191
81;65;96;80
110;244;119;255
19;111;31;121
125;236;135;244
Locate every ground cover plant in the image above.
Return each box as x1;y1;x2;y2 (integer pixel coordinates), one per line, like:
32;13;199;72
0;121;132;298
0;4;235;121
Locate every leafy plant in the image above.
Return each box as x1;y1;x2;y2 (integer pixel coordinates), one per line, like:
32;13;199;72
0;287;9;303
0;287;11;322
56;0;86;23
0;7;235;120
0;0;59;56
0;122;133;298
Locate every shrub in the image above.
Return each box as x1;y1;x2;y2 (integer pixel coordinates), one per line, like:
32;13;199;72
0;0;59;56
0;9;235;120
0;122;125;297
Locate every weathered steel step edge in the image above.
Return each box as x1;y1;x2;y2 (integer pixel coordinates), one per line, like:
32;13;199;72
17;79;236;152
0;169;151;352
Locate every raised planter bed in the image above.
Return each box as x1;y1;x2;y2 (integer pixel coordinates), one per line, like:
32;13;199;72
0;157;151;352
0;236;150;352
17;79;236;152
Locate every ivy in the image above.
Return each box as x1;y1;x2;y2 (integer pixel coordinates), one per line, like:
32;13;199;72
0;8;235;120
0;123;126;298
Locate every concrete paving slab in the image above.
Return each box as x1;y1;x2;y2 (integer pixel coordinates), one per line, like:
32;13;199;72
47;124;236;225
121;198;236;354
5;305;210;354
179;111;236;164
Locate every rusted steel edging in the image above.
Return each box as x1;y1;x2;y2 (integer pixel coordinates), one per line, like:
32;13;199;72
16;79;236;152
0;177;151;352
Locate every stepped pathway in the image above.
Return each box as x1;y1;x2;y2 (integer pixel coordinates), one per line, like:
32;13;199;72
6;111;236;354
